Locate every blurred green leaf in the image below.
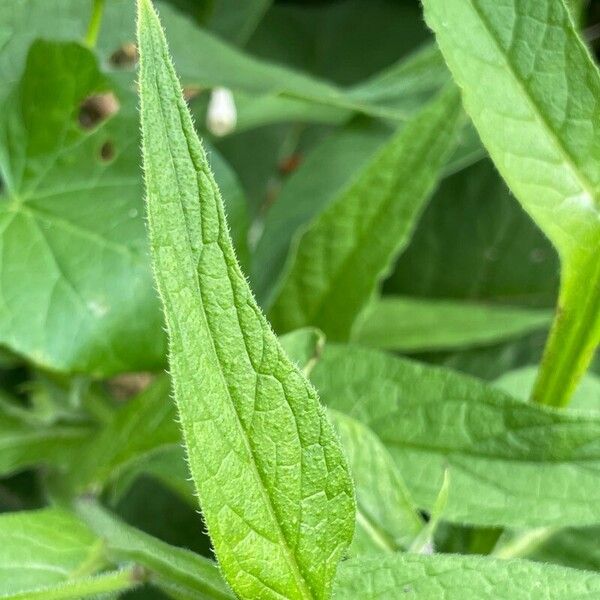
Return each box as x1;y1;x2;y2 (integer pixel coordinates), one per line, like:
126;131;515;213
76;500;234;600
423;0;600;407
495;366;600;412
208;0;271;45
329;410;423;556
352;297;552;353
386;160;560;308
247;0;430;85
60;376;177;495
269;85;463;339
0;508;115;596
0;394;90;477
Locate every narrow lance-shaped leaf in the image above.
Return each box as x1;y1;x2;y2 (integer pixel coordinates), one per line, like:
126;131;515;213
421;0;600;407
268;84;464;340
136;2;355;599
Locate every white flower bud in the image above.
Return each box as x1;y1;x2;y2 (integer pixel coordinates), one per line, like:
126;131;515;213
206;87;237;137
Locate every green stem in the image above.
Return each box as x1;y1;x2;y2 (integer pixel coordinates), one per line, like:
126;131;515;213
493;527;557;560
532;251;600;408
5;568;141;600
84;0;105;49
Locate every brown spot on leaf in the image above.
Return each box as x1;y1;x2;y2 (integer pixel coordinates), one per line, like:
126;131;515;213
110;42;139;69
99;141;115;162
79;92;120;130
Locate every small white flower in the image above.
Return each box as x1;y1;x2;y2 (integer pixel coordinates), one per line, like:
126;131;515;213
206;87;237;137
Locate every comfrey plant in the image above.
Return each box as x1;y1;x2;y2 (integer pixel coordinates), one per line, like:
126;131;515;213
0;0;599;598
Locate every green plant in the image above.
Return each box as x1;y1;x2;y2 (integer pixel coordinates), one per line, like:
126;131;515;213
0;0;599;598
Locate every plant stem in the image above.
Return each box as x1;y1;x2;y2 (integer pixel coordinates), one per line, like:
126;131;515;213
493;527;557;560
85;0;105;49
532;250;600;408
7;568;142;599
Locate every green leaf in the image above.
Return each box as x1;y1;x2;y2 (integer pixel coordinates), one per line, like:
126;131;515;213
0;507;129;598
312;343;600;528
0;40;165;375
76;500;234;600
204;140;250;267
268;85;464;340
0;396;90;477
136;2;355;599
0;38;249;376
60;376;178;495
247;1;431;86
253;117;483;307
58;329;324;502
422;0;600;406
352;296;552;352
332;553;600;599
0;505;232;599
329;410;423;556
252;119;391;304
528;526;600;572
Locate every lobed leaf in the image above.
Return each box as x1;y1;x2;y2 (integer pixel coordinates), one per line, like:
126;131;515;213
268;84;464;340
0;41;165;375
136;1;355;598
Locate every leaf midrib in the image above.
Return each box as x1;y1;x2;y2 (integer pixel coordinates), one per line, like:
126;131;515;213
466;0;598;214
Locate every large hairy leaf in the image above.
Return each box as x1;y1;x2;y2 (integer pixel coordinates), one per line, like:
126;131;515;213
422;0;600;406
268;85;463;339
313;344;600;528
137;1;355;598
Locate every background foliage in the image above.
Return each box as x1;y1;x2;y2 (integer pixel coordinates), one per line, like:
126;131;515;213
1;0;599;598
